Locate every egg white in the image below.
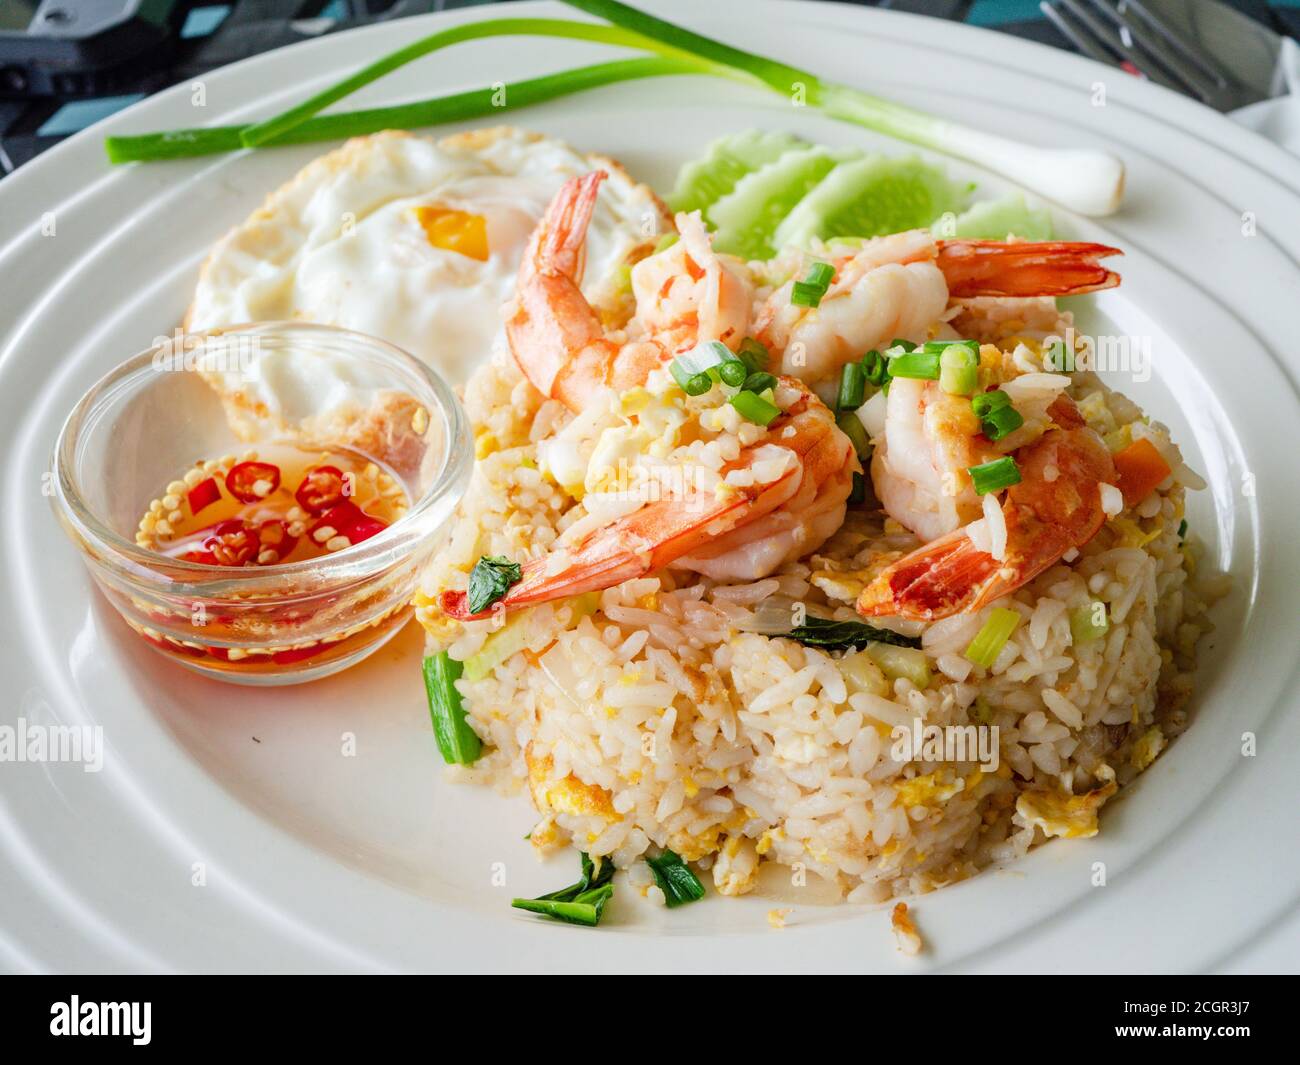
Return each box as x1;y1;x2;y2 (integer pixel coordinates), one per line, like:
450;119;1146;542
186;127;668;437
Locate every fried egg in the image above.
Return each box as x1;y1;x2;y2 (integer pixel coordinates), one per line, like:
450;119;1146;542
187;127;668;440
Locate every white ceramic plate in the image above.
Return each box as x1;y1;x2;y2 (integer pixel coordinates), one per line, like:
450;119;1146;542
1;0;1298;974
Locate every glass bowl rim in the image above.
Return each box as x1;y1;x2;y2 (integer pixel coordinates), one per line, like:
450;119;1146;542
52;321;472;596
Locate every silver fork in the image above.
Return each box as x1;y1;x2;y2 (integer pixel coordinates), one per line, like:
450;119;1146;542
1040;0;1283;111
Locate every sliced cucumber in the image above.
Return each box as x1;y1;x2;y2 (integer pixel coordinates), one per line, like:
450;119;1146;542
937;193;1054;241
709;146;859;260
774;154;973;251
668;129;805;215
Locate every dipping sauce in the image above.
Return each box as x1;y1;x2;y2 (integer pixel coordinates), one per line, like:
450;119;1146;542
126;443;415;673
135;444;409;565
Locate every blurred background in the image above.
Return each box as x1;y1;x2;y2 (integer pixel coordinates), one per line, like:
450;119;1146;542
1;0;1296;172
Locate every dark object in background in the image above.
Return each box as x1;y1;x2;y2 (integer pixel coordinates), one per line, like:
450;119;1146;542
0;0;444;171
0;0;1295;174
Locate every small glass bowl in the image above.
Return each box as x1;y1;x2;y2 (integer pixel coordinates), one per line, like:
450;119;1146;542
52;322;471;685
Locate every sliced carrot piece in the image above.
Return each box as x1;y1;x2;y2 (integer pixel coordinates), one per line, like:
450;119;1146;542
1113;437;1172;507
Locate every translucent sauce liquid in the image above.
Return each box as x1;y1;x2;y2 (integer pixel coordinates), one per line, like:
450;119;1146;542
130;443;412;673
142;443;409;566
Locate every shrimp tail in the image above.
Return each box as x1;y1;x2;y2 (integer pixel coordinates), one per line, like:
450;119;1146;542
936;240;1122;298
856;528;1004;620
439;491;752;621
507;171;613;410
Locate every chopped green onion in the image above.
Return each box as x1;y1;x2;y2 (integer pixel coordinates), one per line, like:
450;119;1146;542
653;232;680;253
790;280;825;308
730;390;781;425
675;339;730;375
717;357;749;387
467;554;524;614
980;404;1024;441
887;350;942;380
790;261;834;307
864;643;931;687
644;849;705;907
512;852;617;927
737;337;769;374
861;349;888;386
786;615;922;651
968;456;1021;494
1070;601;1110;644
670;359;713;396
971;390;1011;418
805;261;835;289
837;361;867;412
939;344;979;396
835;412;870;460
423;653;482;765
889;338;917;353
923;338;978;355
742;371;778;394
1177;518;1188;542
964;607;1022;669
848;470;867;506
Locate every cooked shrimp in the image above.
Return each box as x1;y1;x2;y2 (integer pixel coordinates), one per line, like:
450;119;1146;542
505;171;752;410
754;231;1120;385
440;175;855;620
442;380;854;618
631;210;753;354
858;395;1117;620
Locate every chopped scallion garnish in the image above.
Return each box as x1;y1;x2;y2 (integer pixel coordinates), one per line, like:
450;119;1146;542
837;361;867;412
886;350;941;380
939;344;979;396
644;849;706;907
971;389;1011;418
1070;601;1110;644
1177;518;1188;542
791;261;834;307
980;404;1024;441
968;456;1021;494
731;390;781;425
737;337;770;374
887;338;917;354
670;358;713;396
923;338;978;355
791;280;824;307
653;232;680;253
835;412;870;460
742;371;778;394
717;356;749;387
964;607;1022;669
861;349;888;386
423;653;482;765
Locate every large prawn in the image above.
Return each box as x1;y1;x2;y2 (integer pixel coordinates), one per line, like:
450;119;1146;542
440;172;856;620
858;392;1134;621
754;230;1121;385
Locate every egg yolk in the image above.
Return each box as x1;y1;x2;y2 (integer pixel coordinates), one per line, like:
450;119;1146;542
411;206;490;262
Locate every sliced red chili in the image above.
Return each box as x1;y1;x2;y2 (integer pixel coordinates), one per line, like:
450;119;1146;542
225;461;281;504
311;500;388;547
271;641;338;665
294;465;347;515
203;519;260;566
178;549;219;565
186;476;221;515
